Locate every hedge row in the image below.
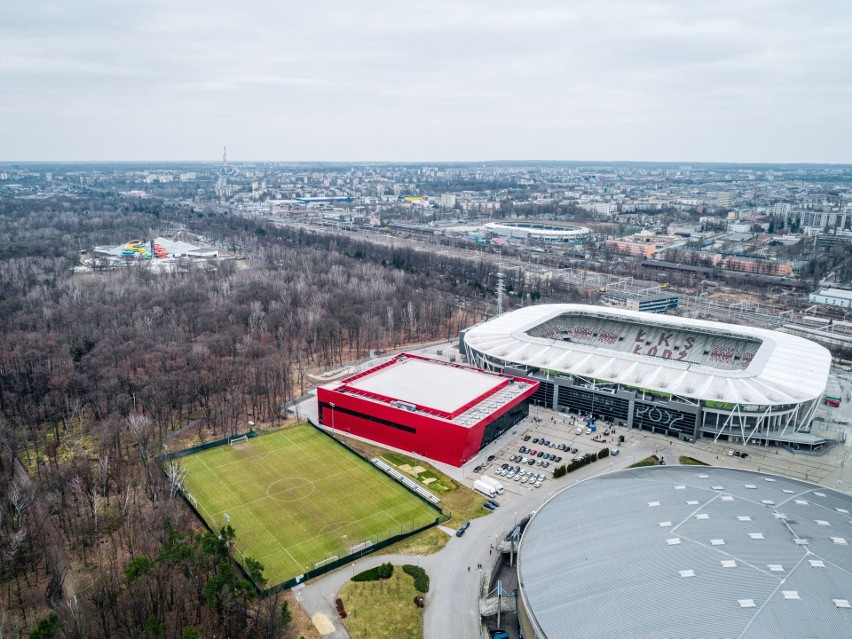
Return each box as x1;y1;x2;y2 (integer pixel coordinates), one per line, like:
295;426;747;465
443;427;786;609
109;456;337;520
402;564;430;593
352;562;393;582
552;448;609;478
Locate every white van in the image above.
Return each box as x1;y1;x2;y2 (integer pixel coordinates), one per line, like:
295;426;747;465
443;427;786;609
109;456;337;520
576;427;582;435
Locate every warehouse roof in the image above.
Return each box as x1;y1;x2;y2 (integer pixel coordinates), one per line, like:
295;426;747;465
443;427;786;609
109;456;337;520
346;356;504;415
325;353;538;426
519;466;852;639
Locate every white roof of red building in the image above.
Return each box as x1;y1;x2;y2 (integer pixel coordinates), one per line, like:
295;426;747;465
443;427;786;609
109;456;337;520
323;353;537;427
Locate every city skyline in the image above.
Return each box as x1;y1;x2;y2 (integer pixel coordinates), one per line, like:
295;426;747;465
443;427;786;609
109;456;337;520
2;0;851;163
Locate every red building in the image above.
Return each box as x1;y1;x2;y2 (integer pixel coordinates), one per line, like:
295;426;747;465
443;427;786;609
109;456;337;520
316;353;539;467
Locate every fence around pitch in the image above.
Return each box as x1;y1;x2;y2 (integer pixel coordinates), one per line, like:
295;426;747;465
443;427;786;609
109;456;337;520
260;515;441;596
156;429;259;464
158;422;445;595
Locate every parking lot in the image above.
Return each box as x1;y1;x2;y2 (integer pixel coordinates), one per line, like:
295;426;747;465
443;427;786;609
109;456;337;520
468;405;635;497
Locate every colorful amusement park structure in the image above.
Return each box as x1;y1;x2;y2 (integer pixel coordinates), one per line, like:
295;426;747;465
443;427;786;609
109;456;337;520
121;240;168;259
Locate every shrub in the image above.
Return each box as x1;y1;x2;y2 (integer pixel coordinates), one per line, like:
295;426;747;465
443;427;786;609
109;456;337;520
335;598;347;619
590;452;598;462
352;562;394;582
403;564;430;593
599;447;609;459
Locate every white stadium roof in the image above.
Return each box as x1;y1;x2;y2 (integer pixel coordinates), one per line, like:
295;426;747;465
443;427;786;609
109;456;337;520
463;304;831;406
484;222;591;239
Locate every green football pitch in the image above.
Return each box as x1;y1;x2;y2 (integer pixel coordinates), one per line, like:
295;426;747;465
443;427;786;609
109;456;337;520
179;425;440;586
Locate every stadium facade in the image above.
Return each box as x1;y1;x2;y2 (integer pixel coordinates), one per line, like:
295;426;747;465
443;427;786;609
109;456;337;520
316;353;538;467
461;304;832;451
517;466;852;639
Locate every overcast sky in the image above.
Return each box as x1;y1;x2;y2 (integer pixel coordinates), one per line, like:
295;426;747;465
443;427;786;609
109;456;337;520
2;1;851;163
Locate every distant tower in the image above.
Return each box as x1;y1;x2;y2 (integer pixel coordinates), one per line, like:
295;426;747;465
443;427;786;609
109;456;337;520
222;146;228;172
496;271;504;316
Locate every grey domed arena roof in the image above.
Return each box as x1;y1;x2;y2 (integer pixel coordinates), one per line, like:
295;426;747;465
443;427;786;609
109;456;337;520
518;466;852;639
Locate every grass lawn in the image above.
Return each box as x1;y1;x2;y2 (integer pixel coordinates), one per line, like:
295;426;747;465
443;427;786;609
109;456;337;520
339;569;423;639
679;456;709;466
178;425;441;587
629;455;661;468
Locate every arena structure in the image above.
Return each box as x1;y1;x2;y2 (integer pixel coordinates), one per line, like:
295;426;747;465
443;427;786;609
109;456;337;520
483;221;592;243
315;353;538;467
517;466;852;639
461;304;832;450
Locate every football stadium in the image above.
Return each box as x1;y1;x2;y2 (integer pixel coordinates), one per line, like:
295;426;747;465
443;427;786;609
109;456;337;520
461;304;833;451
317;353;538;467
517;466;852;639
483;221;592;243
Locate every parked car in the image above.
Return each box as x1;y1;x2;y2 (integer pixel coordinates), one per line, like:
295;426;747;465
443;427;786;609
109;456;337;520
523;435;531;441
486;499;500;508
456;521;470;537
532;438;540;444
473;465;483;473
483;502;496;511
611;448;619;456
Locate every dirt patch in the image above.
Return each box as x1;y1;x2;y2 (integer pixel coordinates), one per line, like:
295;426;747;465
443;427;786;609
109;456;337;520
399;464;415;474
421;477;436;485
312;613;336;635
411;465;426;475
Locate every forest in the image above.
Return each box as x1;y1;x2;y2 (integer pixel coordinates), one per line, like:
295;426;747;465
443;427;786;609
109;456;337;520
0;195;585;638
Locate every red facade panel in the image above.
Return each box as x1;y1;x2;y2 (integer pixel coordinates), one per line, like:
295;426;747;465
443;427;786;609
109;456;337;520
316;373;538;467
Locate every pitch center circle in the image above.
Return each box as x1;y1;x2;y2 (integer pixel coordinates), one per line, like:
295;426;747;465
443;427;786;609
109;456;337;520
266;477;314;502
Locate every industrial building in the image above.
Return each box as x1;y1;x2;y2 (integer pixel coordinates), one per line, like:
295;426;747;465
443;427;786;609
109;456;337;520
461;304;832;451
809;287;852;310
517;466;852;639
601;291;679;313
316;353;538;467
